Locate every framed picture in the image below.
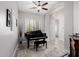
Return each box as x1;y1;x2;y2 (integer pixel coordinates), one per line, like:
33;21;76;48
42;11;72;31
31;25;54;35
6;9;12;30
6;9;11;27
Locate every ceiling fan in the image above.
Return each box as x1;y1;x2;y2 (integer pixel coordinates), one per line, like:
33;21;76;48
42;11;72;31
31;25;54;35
30;1;48;12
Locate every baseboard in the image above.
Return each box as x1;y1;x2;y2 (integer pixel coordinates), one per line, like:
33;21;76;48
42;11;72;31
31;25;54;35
64;50;70;57
66;49;70;54
12;43;18;57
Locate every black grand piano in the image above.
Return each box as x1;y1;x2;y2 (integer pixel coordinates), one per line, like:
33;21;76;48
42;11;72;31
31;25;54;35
25;30;48;48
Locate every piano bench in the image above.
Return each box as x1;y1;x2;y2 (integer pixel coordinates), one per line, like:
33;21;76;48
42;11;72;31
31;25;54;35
34;40;47;51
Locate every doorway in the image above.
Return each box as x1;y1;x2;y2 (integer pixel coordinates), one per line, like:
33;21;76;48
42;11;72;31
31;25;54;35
50;6;64;49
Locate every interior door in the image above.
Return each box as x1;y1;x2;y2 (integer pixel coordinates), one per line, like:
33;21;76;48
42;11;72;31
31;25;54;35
50;6;64;48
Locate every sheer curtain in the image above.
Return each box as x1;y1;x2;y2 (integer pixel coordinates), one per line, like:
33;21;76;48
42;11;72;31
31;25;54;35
19;12;44;34
24;15;40;32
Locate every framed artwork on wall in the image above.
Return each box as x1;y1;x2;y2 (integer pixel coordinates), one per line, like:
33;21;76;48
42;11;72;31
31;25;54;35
6;9;11;27
6;9;12;31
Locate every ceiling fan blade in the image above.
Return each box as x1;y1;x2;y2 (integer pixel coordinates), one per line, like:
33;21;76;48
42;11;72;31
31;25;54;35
42;2;48;6
32;1;38;6
30;7;37;9
42;8;48;10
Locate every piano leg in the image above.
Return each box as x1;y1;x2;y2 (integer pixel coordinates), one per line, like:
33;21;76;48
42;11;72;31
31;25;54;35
43;38;45;41
27;39;29;48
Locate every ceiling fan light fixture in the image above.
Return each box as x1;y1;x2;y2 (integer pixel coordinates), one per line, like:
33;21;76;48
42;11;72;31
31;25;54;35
31;1;48;12
37;6;41;10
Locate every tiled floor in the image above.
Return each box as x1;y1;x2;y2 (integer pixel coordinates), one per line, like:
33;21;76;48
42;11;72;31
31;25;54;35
16;40;68;57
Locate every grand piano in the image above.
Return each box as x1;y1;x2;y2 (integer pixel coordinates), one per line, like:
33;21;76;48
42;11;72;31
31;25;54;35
25;30;48;48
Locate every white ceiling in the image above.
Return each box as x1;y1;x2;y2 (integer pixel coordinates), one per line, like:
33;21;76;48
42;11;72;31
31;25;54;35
17;1;58;15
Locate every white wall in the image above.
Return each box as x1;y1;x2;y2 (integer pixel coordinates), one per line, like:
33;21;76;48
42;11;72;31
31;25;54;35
64;1;73;52
64;1;79;53
73;2;79;33
44;14;50;42
19;11;45;38
0;2;18;57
